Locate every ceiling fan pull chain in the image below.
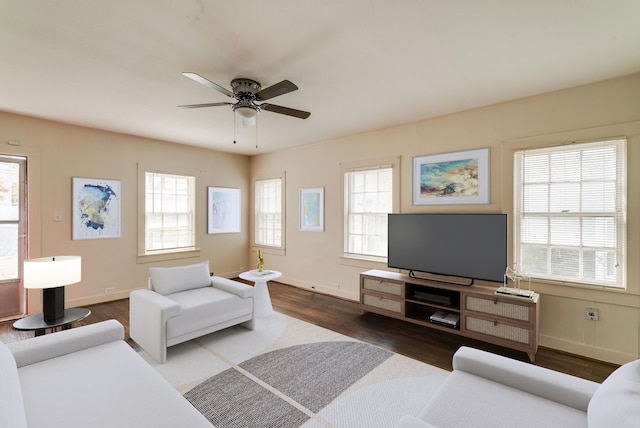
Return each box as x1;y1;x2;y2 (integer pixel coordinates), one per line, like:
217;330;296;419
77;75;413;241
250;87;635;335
255;111;259;149
233;110;237;144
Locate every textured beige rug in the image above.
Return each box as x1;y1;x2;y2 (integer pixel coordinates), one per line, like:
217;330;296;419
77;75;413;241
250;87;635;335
139;312;448;428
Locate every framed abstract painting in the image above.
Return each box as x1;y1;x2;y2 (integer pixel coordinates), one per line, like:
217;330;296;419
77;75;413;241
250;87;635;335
412;148;490;205
72;177;121;240
300;187;324;232
208;187;241;234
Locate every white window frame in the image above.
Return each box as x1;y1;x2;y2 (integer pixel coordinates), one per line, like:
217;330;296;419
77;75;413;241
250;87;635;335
138;168;198;261
513;138;627;288
342;156;400;262
254;175;285;249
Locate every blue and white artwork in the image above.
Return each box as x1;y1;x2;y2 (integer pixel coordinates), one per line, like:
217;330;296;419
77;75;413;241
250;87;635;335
208;187;240;234
72;177;121;239
413;148;490;205
300;187;324;232
419;158;479;198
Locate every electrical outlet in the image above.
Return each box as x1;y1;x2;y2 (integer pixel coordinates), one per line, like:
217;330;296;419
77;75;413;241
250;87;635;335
585;307;599;321
104;287;115;294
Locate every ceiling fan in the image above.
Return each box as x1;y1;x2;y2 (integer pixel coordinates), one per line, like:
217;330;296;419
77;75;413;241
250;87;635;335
178;72;311;124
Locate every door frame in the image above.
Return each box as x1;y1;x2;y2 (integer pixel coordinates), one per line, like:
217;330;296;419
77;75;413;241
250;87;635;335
1;144;41;318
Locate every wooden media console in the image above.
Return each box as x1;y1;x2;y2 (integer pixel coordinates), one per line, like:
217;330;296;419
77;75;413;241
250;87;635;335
360;269;540;362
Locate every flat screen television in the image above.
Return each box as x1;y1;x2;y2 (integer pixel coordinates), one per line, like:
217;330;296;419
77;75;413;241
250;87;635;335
388;213;507;284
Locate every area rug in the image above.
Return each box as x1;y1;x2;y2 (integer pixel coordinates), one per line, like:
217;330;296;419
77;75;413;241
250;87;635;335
139;313;448;427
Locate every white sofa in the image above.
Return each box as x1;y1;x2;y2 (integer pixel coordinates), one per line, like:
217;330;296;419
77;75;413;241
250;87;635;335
397;346;640;428
0;320;213;428
130;260;255;363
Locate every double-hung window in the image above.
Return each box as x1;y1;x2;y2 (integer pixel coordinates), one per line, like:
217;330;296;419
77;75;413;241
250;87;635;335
513;139;626;288
344;166;394;259
255;178;283;248
144;172;196;253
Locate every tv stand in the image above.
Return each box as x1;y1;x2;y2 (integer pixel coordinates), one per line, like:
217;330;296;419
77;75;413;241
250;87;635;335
360;269;539;362
408;270;474;286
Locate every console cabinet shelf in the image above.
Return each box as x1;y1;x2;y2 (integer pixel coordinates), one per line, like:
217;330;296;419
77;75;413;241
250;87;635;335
360;269;539;362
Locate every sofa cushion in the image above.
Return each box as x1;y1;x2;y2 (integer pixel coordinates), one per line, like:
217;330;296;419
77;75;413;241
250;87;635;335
149;261;211;295
17;340;212;428
588;359;640;428
0;341;28;428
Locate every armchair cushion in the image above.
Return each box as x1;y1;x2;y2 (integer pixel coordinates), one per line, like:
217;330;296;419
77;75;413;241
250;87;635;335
588;359;640;428
166;287;253;339
149;261;211;295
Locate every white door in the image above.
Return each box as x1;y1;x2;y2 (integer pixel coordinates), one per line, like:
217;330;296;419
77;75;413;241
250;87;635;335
0;156;27;320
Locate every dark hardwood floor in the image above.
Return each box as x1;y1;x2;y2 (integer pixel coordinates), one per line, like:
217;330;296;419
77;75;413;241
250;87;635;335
0;281;618;383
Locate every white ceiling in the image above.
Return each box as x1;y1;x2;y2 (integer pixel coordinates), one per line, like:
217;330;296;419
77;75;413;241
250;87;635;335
1;1;639;156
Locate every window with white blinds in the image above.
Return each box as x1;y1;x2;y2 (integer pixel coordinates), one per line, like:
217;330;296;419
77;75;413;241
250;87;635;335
255;178;283;247
144;172;196;252
513;138;627;288
344;166;393;259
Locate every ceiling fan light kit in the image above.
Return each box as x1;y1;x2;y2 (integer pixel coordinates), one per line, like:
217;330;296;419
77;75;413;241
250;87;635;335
233;104;258;119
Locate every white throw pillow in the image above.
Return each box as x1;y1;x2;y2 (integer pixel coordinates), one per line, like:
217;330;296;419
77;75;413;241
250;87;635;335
149;261;211;295
588;359;640;428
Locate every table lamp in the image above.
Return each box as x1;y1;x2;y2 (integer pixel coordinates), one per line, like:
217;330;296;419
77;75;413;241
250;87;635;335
23;256;82;322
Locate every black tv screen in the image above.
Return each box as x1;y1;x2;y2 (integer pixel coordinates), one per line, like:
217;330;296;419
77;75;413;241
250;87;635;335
388;213;507;283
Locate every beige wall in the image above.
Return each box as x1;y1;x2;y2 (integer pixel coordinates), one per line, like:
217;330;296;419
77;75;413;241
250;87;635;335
1;73;638;365
250;73;640;364
0;112;251;313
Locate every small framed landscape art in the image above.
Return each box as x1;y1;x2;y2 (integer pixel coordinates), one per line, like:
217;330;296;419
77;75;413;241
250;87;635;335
300;187;324;232
412;148;490;205
208;187;241;234
72;177;121;240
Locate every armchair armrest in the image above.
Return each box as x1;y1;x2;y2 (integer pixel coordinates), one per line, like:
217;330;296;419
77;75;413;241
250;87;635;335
7;320;124;368
453;346;599;411
129;289;182;363
211;276;254;299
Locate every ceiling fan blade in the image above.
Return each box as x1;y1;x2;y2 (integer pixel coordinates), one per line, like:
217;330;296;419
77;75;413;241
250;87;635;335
182;72;235;98
261;103;311;119
255;80;298;101
178;102;233;109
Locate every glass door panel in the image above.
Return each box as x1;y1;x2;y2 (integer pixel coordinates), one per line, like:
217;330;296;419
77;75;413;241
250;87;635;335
0;157;26;319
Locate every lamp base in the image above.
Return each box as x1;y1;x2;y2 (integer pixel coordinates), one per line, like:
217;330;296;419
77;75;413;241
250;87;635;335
42;286;65;322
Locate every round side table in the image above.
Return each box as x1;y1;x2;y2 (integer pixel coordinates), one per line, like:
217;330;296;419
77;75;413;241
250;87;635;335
239;270;282;317
13;307;91;336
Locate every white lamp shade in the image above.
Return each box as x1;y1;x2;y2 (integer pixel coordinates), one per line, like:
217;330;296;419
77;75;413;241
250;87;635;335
23;256;82;289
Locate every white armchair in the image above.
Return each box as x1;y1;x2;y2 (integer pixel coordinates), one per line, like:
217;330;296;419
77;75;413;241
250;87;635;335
130;261;255;363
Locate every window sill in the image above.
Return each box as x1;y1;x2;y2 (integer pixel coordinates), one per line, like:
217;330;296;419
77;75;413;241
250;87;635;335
251;246;286;257
137;248;201;264
339;255;388;270
528;275;625;292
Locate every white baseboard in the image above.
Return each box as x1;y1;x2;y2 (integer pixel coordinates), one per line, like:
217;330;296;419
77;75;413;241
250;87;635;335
281;277;359;301
540;334;636;365
67;290;131;308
